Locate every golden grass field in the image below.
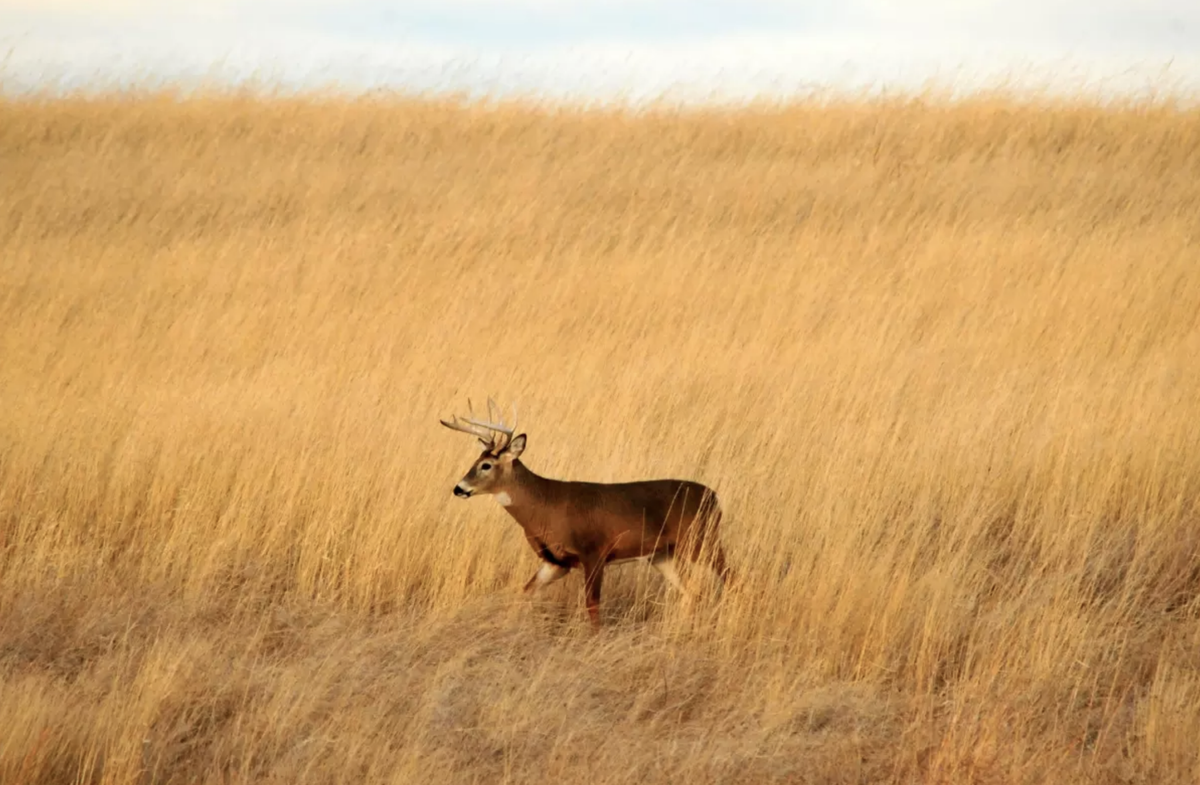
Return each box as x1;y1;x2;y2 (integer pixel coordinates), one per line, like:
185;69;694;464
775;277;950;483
1;88;1199;784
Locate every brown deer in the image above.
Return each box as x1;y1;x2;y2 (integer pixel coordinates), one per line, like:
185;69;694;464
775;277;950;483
440;400;732;628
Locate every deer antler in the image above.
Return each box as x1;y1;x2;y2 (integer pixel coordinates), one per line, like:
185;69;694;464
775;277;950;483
440;397;516;453
439;414;495;447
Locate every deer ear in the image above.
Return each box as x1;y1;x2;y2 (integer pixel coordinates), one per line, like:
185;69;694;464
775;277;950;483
506;434;527;459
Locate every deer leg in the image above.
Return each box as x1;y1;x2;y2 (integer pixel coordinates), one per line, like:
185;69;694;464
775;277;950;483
709;545;733;593
581;559;605;629
523;561;570;593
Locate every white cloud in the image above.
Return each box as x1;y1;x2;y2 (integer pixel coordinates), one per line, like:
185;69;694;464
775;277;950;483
2;0;1198;100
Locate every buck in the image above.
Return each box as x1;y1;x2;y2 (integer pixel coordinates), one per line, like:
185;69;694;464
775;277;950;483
441;400;732;628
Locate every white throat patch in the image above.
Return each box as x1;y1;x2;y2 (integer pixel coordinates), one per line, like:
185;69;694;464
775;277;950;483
495;492;513;507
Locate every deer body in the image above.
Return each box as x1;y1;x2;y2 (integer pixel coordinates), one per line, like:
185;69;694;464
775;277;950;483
441;401;731;627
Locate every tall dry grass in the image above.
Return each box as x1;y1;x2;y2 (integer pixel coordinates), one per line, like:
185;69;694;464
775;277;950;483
1;88;1199;784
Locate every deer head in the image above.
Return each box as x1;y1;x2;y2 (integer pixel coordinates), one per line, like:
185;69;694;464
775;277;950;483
440;399;526;499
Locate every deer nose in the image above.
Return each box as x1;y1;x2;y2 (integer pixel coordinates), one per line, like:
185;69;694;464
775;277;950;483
453;485;472;498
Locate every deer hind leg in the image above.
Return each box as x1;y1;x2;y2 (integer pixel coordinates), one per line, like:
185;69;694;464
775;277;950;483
523;561;570;594
650;553;691;599
671;538;731;601
709;545;733;593
581;559;605;629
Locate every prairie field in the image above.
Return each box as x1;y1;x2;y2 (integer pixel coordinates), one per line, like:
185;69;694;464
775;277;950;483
2;88;1200;784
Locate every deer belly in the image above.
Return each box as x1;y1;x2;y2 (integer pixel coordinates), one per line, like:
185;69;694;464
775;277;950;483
606;555;652;566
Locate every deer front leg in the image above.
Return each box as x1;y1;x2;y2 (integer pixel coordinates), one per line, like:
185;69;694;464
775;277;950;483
523;561;570;593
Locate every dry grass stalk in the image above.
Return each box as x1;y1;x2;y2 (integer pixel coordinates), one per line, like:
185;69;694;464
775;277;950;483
1;89;1199;783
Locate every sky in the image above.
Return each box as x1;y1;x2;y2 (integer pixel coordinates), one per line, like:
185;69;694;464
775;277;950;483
2;1;1199;101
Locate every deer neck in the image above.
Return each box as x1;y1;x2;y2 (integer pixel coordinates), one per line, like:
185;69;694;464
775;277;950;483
495;460;552;518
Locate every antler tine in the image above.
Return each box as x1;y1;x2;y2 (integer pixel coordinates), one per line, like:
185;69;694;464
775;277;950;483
465;397;513;434
439;414;494;446
467;416;513;450
463;417;513;434
497;398;514;453
488;397;506;430
451;397;511;453
442;398;520;453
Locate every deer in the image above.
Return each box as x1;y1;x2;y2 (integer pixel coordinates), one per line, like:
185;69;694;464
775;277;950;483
440;400;732;628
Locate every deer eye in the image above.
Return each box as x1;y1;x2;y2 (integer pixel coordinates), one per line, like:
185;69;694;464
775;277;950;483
480;462;493;472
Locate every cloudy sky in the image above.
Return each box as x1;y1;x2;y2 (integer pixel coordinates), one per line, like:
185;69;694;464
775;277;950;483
2;1;1198;100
